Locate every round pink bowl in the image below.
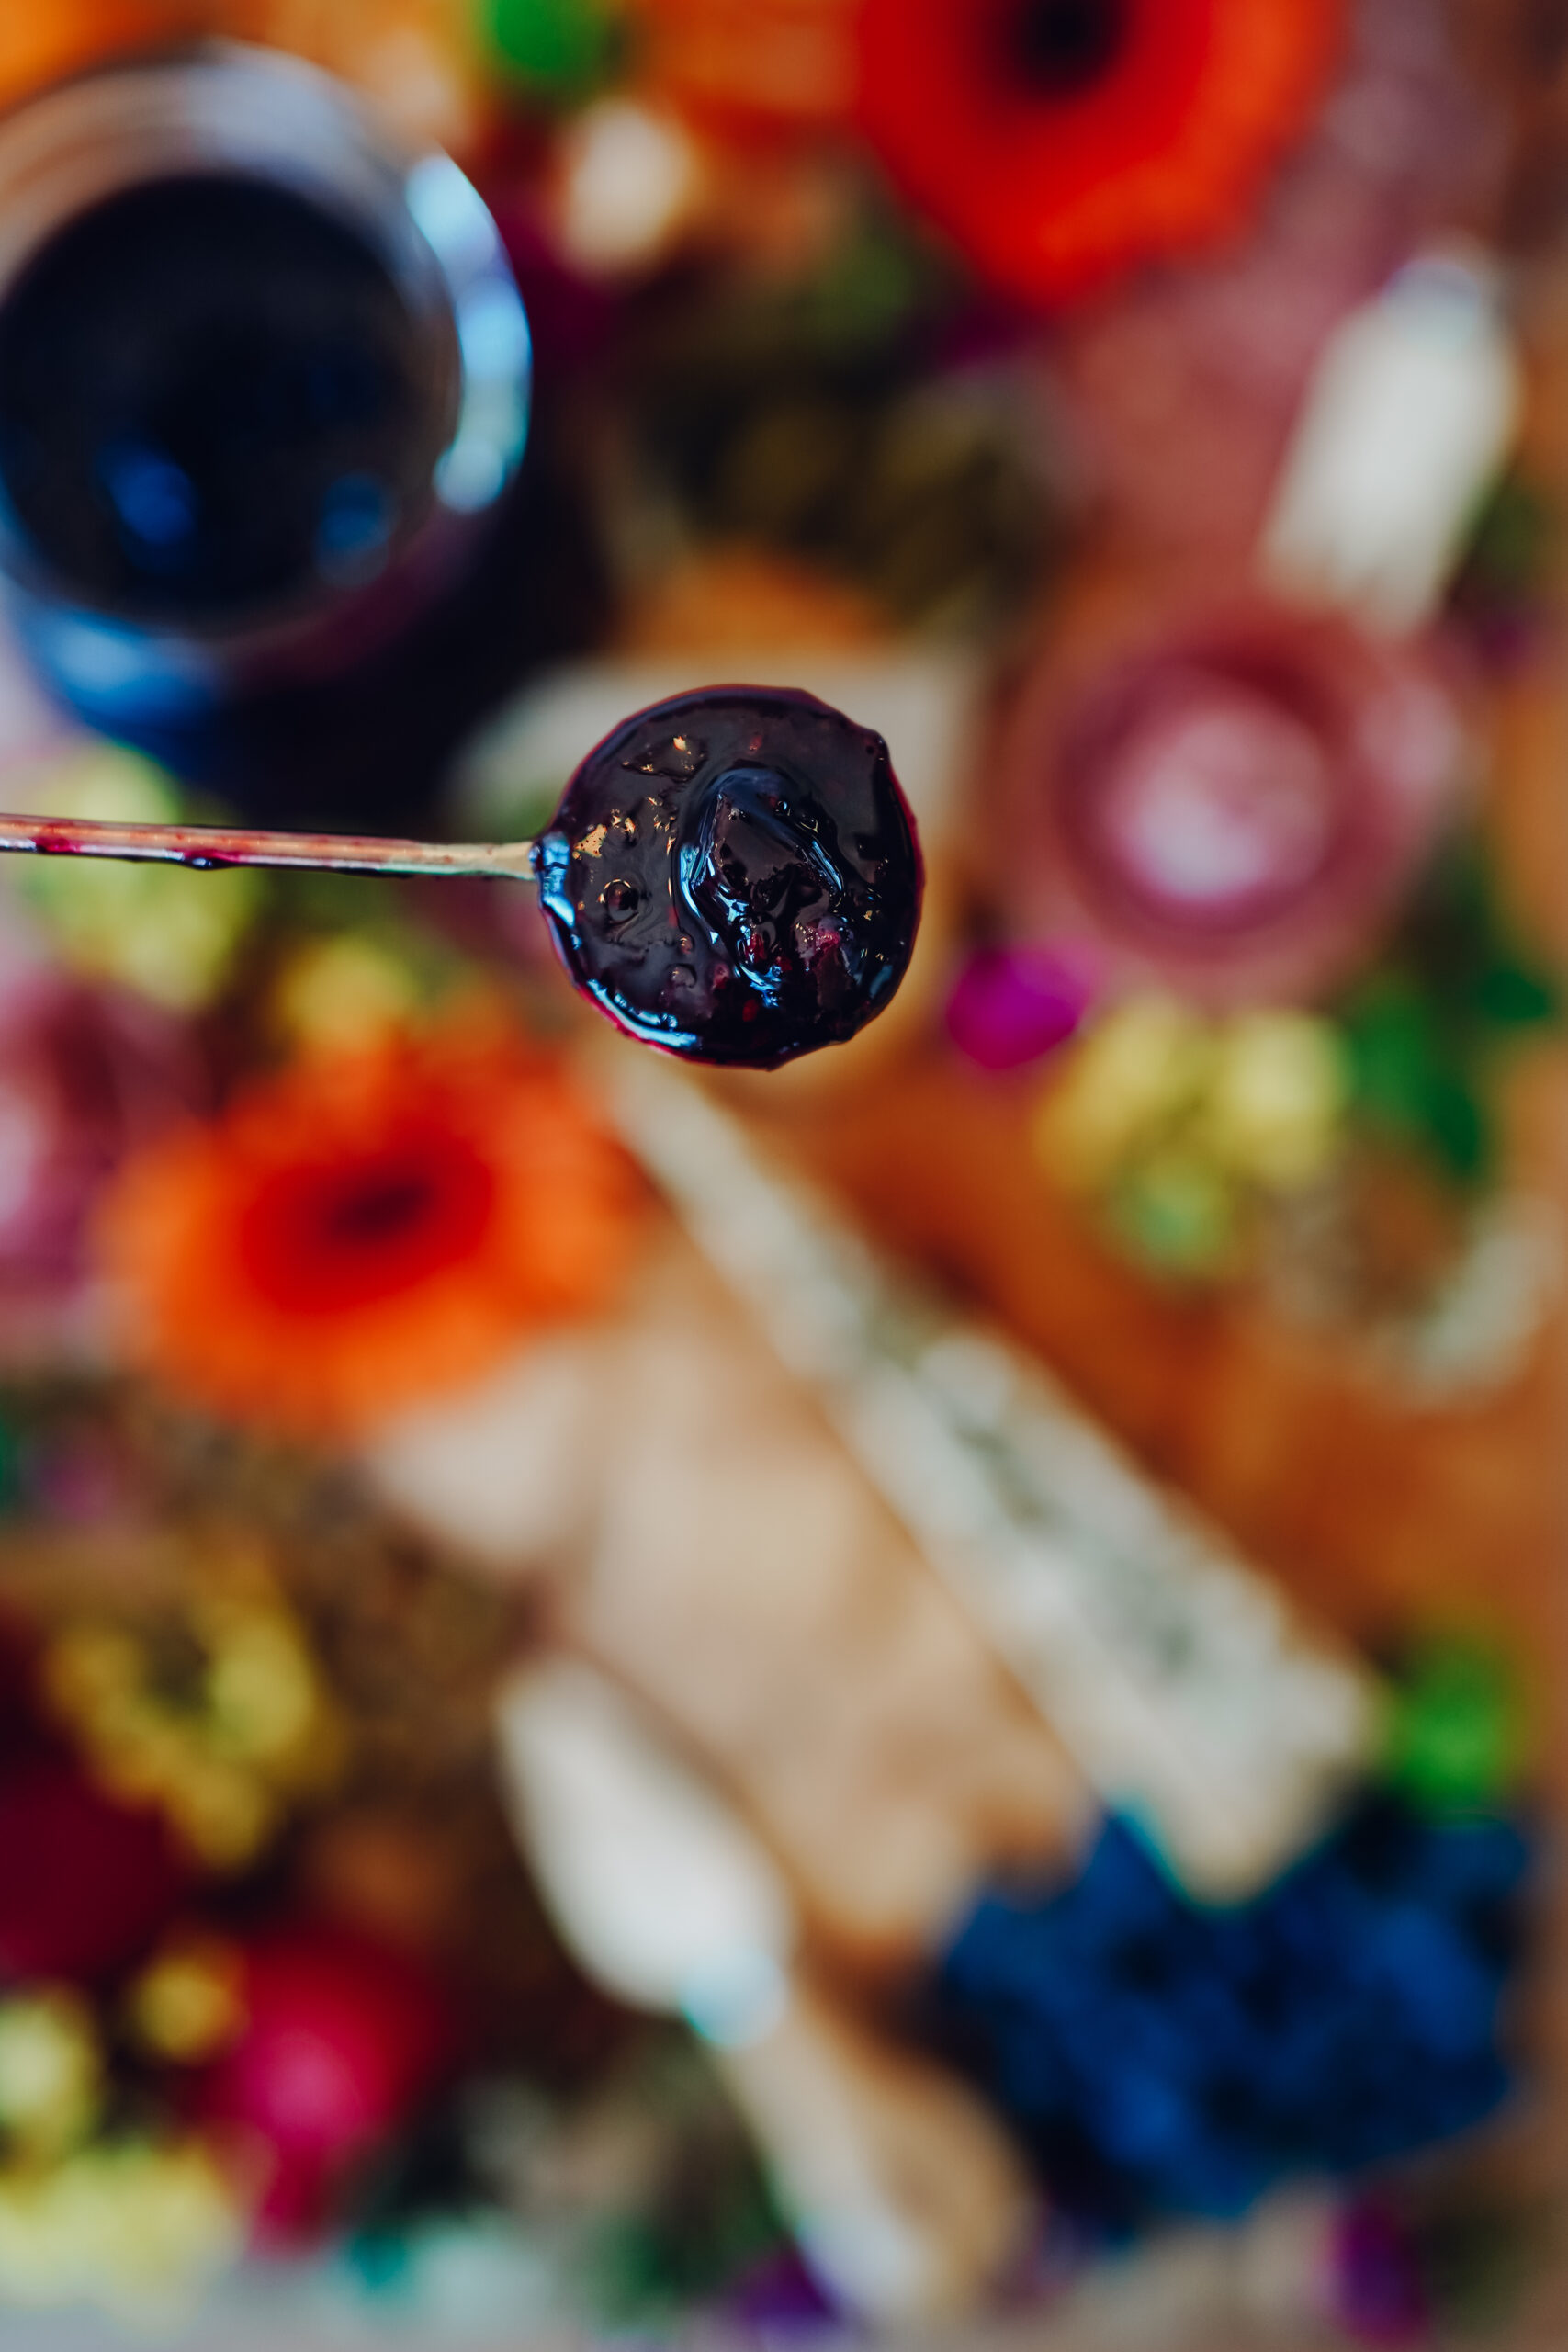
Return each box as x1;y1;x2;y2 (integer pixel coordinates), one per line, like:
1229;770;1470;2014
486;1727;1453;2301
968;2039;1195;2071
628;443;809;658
989;601;1468;1006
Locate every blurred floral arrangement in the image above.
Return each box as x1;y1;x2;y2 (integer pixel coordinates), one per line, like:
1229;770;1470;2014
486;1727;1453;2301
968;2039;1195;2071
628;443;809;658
0;753;1544;2333
0;0;1556;2340
0;1393;783;2326
1021;838;1558;1290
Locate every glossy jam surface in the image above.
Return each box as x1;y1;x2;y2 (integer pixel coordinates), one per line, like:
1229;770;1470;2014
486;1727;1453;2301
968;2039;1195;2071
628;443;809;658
0;175;454;621
534;688;922;1068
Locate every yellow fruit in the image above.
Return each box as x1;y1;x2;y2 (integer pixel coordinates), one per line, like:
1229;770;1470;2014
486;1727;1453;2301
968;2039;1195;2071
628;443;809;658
1202;1010;1348;1189
1035;995;1213;1190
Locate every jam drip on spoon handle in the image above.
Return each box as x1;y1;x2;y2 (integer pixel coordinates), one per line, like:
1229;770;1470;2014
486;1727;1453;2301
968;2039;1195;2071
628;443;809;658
0;812;536;882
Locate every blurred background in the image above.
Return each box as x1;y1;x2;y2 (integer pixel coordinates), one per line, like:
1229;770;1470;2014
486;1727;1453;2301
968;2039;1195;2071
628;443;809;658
0;0;1560;2345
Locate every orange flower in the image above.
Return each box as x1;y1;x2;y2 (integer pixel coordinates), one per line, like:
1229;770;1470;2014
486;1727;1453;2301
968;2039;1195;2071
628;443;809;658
856;0;1345;309
96;1023;640;1437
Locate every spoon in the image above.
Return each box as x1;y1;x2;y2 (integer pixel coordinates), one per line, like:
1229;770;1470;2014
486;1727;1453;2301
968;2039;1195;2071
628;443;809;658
0;811;536;882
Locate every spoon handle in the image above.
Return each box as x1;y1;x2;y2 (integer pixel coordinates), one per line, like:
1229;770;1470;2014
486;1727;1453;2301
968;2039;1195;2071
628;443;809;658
0;812;536;882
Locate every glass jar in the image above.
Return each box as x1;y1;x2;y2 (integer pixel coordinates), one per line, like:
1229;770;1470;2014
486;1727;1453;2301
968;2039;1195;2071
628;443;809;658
0;42;536;827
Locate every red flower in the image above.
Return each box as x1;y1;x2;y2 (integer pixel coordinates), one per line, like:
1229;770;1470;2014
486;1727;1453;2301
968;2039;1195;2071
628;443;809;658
855;0;1345;308
197;1925;456;2241
96;1020;641;1439
0;1760;186;1984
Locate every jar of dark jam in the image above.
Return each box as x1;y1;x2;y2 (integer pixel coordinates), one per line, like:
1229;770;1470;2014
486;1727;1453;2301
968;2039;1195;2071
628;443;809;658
0;45;536;828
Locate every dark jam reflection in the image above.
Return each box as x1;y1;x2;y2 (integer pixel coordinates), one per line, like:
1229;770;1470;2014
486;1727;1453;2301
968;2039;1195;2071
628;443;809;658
0;174;456;620
534;688;922;1069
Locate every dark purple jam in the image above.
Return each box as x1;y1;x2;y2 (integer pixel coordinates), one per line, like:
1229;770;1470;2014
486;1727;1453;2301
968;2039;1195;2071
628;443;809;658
533;687;922;1069
0;174;454;620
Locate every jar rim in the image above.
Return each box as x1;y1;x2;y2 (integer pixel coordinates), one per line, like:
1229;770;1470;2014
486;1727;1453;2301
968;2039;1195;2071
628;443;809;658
0;41;532;654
